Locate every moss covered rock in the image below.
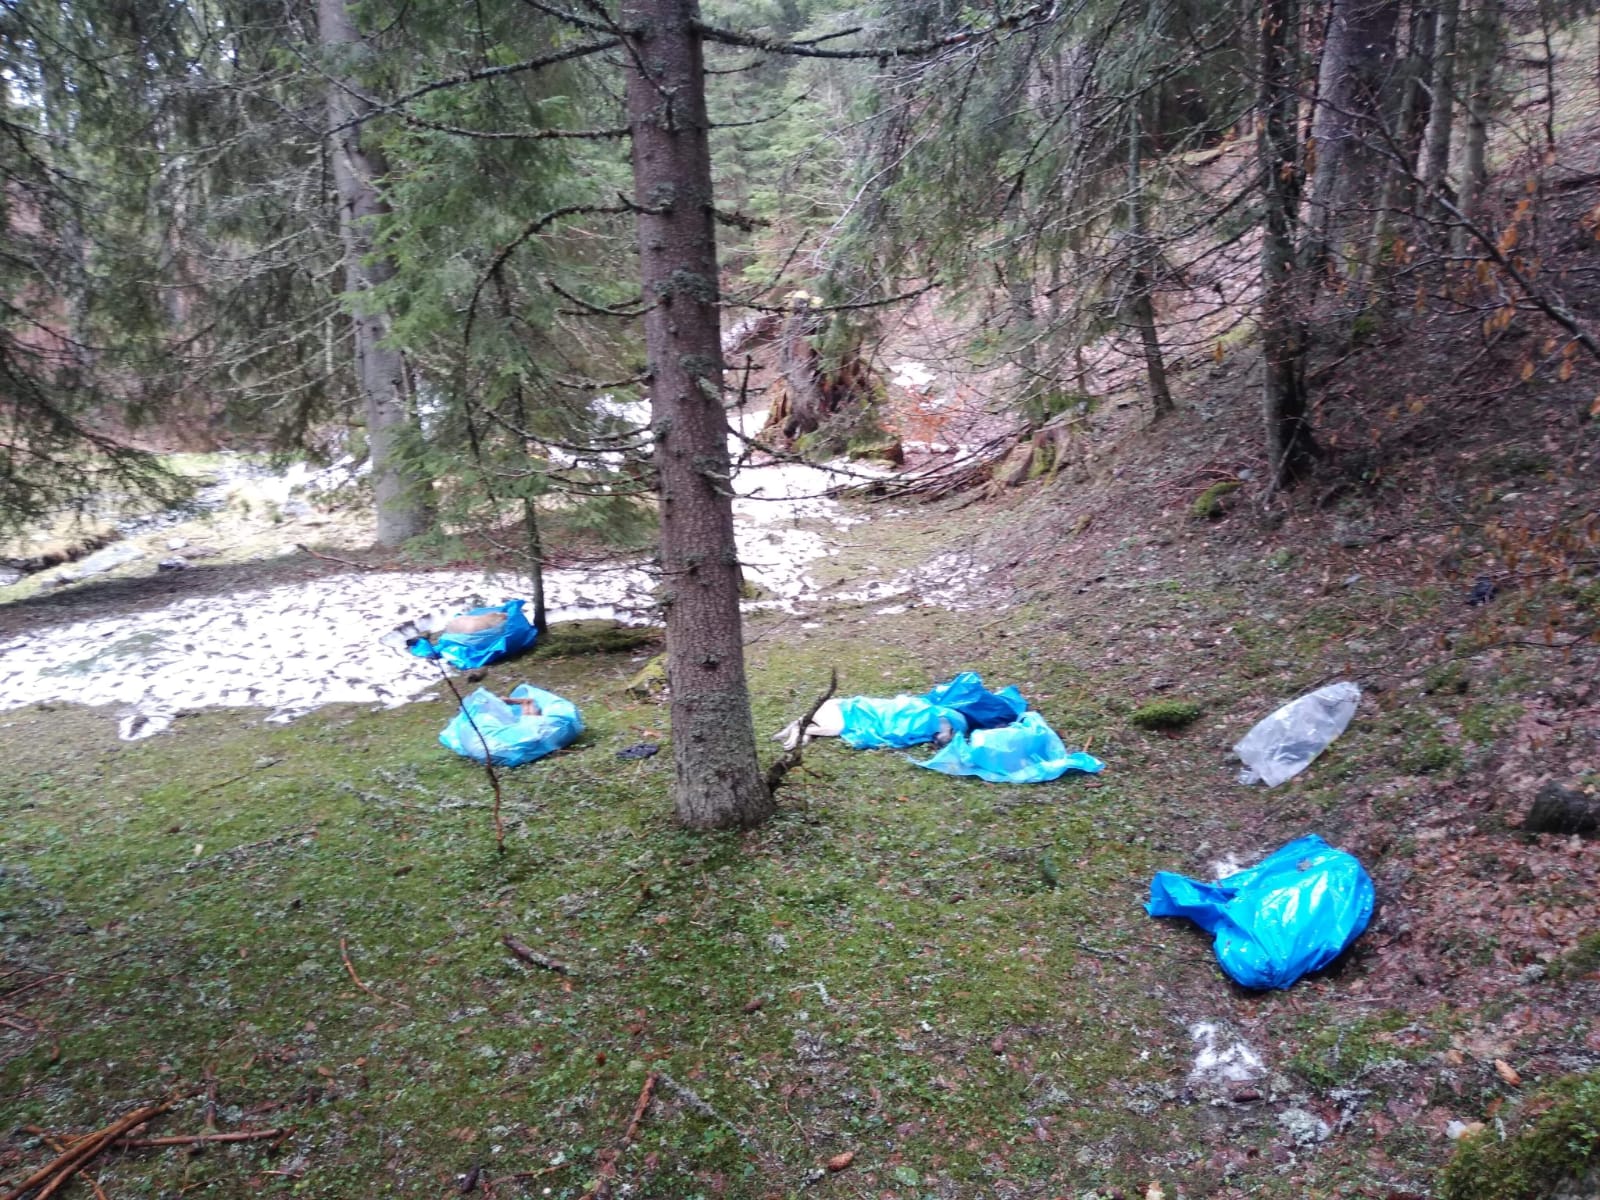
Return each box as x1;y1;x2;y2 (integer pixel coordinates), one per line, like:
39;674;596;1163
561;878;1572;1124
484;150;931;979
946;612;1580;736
1192;480;1241;519
1129;699;1204;731
625;653;668;698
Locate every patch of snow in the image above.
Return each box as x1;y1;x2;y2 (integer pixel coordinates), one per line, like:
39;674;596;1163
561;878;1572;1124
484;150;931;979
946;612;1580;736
1188;1021;1265;1086
890;360;935;391
1211;852;1249;880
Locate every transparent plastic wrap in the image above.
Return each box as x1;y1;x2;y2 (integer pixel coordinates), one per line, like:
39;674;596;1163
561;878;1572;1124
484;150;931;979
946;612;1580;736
1234;682;1360;787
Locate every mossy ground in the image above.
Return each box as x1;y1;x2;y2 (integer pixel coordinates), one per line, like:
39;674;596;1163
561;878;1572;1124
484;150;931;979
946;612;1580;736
5;433;1600;1198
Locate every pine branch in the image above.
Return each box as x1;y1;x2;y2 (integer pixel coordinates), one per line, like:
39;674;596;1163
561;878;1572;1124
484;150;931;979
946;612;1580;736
692;2;1058;61
325;38;622;135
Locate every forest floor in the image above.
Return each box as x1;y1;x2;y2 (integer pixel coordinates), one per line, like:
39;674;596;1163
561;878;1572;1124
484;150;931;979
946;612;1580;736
4;294;1600;1199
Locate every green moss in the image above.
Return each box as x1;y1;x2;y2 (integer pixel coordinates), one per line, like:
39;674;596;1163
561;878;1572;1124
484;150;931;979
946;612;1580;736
1192;480;1241;519
1404;732;1460;774
536;619;663;657
1128;699;1204;730
1288;1010;1419;1090
1423;661;1469;695
624;652;667;697
1439;1072;1600;1200
1550;930;1600;982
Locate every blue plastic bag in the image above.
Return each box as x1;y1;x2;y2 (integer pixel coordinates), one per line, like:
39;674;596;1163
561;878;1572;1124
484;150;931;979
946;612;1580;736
440;684;583;767
1145;835;1375;990
915;711;1105;784
918;672;1027;730
409;600;538;670
836;696;969;749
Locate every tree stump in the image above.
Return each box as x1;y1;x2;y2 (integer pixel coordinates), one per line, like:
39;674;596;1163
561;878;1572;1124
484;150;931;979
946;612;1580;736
1522;783;1599;837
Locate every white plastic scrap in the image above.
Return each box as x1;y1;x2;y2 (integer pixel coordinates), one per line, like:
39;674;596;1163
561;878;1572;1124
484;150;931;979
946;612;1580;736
1234;681;1361;787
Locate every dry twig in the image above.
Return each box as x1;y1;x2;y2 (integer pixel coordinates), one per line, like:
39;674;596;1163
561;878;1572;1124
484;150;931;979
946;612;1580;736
2;1097;173;1200
339;937;408;1008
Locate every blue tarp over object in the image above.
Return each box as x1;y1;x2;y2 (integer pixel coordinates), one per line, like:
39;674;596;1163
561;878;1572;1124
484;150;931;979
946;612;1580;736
409;600;538;670
1145;834;1375;990
919;672;1028;730
916;711;1104;784
836;696;969;749
440;684;583;767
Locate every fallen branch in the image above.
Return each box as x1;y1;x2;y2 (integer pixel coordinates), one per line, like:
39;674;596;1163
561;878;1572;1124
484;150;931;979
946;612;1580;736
115;1128;287;1148
502;936;570;976
294;544;380;571
3;1097;173;1200
581;1071;659;1200
339;938;408;1009
763;668;838;794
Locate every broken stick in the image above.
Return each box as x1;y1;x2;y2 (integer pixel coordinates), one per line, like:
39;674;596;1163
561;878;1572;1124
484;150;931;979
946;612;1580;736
581;1072;659;1200
3;1097;173;1200
340;937;408;1008
502;936;569;976
763;668;838;794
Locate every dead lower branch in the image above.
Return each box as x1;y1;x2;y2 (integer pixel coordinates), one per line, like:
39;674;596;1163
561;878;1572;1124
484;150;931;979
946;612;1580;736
763;668;838;794
502;935;571;976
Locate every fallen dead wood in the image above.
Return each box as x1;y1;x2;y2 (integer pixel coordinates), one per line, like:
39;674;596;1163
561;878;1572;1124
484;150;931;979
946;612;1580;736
340;937;409;1008
502;936;570;975
2;1097;173;1200
763;668;838;794
115;1129;287;1149
581;1071;659;1200
293;544;380;570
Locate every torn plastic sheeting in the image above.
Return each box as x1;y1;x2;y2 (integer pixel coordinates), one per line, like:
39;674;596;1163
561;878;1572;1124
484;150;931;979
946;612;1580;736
440;684;583;767
1234;682;1360;787
834;672;1028;749
836;695;969;749
408;599;538;670
1145;835;1374;990
915;711;1105;785
918;671;1027;730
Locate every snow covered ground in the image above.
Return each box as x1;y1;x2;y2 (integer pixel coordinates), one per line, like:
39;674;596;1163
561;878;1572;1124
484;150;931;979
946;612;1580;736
0;432;898;741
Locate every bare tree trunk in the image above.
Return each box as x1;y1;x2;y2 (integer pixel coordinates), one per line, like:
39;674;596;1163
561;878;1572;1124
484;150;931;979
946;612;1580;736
622;0;771;830
319;0;433;548
1365;1;1435;293
1305;0;1402;276
1127;110;1174;420
522;497;547;634
1261;0;1319;486
1452;0;1499;255
1420;0;1459;225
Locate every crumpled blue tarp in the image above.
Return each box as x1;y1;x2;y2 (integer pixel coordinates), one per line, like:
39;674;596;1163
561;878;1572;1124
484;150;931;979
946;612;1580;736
916;711;1105;784
835;672;1030;749
409;599;538;670
1145;834;1375;990
440;684;583;767
837;696;969;749
919;672;1027;730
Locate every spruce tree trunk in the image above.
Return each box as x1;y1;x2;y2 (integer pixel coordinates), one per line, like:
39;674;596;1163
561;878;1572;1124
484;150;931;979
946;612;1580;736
1305;0;1402;275
1420;0;1460;224
622;0;771;830
319;0;433;548
1452;0;1500;254
1127;111;1173;420
1261;0;1319;486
